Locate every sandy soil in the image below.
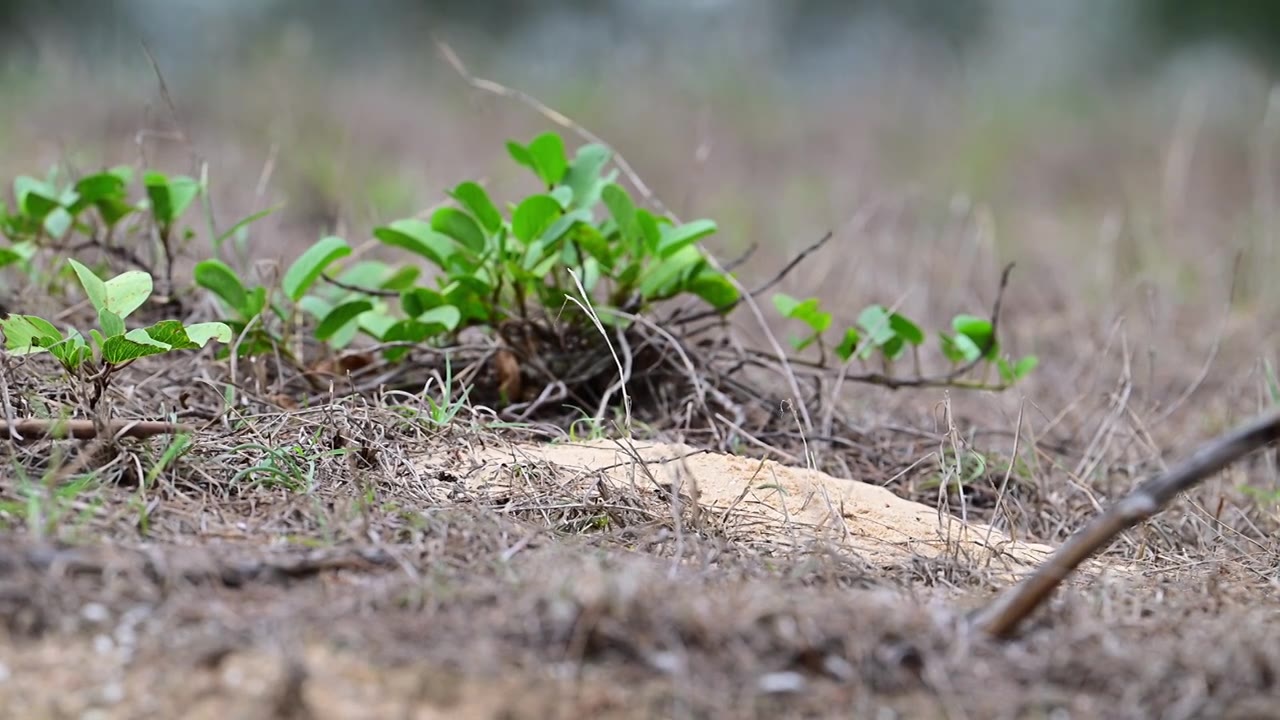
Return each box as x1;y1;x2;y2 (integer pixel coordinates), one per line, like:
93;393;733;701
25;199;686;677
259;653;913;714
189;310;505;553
465;439;1059;572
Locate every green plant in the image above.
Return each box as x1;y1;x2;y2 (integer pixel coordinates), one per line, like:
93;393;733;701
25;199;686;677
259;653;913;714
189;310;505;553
0;163;278;314
228;431;352;491
773;292;1038;390
213;131;740;363
1;259;230;406
0;167;199;283
0;461;100;537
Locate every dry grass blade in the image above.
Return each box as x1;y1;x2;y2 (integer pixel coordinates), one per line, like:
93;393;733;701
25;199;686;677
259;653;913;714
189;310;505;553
974;407;1280;639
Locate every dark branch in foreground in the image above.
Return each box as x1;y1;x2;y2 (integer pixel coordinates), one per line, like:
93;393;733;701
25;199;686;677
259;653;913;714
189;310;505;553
1;418;196;443
974;408;1280;639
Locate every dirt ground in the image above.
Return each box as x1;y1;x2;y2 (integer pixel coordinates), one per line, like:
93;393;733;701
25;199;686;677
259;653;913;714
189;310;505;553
0;383;1277;720
3;45;1280;720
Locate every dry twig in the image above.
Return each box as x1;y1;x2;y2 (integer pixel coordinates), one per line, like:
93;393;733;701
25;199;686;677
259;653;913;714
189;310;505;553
0;418;197;443
974;407;1280;639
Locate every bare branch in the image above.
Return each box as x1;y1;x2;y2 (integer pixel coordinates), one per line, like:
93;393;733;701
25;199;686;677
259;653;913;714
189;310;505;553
974;408;1280;639
0;418;197;443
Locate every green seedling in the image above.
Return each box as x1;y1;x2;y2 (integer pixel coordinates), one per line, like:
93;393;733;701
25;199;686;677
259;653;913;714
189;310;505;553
1;258;230;406
773;293;1037;389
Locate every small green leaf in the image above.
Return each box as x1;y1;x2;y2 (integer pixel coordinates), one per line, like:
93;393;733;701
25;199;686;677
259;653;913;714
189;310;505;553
635;209;661;252
889;314;925;345
98;308;125;338
857;305;896;347
640;245;705;299
952;314;997;359
244;287;268;319
315;299;373;340
73;171;128;207
527;132;569;186
101;331;168;364
774;293;833;335
374;219;457;268
688;273;739;310
657;219;717;258
103;270;153;320
835;328;861;362
574;224;615;267
67;258;108;313
772;292;802;317
194;259;250;315
882;336;906;360
418;305;461;332
506;141;535;174
432;207;486;254
379;265;420;291
381;315;454;361
43;208;73;239
582;256;602;293
1012;355;1038;381
142;320;199;350
144;172;200;226
522;209;591;271
549;185;574;209
48;333;89;369
359;309;397;340
14;176;60;220
298;295;332;319
997;358;1015;384
563;144;612;209
0;241;36;268
444;273;494;298
96;197;137;226
1;314;63;354
939;333;963;363
512;195;563;244
401;287;446;318
450;181;503;233
941;332;984;363
602;183;639;245
181;322;233;347
282;235;351;302
330;261;390;294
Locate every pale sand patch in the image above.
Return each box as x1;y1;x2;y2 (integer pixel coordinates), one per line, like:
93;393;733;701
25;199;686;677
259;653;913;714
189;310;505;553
451;439;1066;577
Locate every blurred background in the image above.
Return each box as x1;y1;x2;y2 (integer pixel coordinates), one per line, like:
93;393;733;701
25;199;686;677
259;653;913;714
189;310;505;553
2;0;1279;425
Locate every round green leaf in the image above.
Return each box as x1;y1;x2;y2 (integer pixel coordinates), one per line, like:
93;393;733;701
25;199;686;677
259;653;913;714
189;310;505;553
952;314;997;359
527;132;569;186
512;195;562;244
432;207;486;254
835;328;861;362
450;182;503;233
419;305;461;332
563;144;612;209
889;313;925;345
103;270;153;320
144;172;201;226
